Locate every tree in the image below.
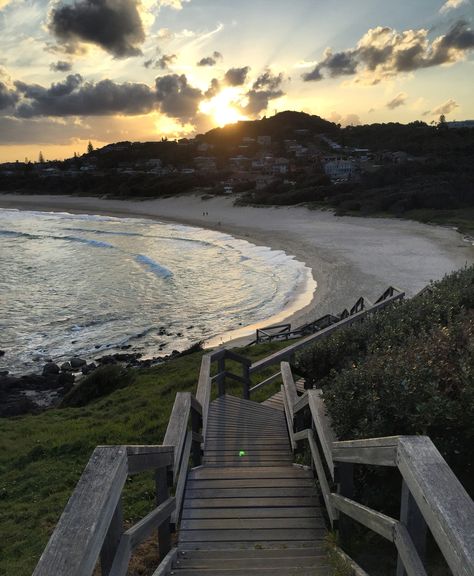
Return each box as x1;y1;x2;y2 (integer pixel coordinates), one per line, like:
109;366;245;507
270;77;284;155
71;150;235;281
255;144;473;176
38;151;45;163
87;141;94;154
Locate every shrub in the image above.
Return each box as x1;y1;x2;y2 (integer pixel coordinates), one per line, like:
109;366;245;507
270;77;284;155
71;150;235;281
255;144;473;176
61;365;135;407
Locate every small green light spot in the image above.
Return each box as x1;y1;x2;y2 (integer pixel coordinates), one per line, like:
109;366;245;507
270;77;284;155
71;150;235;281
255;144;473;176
239;450;246;457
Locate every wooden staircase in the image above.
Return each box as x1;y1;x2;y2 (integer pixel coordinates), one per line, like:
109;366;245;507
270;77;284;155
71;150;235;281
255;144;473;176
173;395;331;575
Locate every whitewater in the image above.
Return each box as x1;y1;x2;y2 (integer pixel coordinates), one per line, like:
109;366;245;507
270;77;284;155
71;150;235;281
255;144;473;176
0;208;314;374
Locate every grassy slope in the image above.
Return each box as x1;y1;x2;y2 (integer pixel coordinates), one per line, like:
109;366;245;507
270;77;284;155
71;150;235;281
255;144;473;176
0;340;291;576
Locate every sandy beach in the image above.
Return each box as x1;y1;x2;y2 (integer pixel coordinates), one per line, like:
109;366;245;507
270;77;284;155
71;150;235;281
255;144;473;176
1;193;472;346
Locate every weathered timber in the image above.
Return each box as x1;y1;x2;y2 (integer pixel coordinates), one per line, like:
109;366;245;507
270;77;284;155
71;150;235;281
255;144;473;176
394;524;428;576
397;436;474;576
127;445;174;475
307;430;338;526
126;497;176;548
281;361;298;415
308;390;336;478
163;393;191;481
172;432;193;525
332;436;400;467
33;446;128;576
331;493;397;541
396;480;427;576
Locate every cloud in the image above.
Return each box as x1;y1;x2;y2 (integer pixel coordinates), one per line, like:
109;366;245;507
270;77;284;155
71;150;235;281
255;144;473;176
50;60;73;72
205;78;220;98
224;66;250;86
197;51;223;66
328;111;361;127
386;92;408;109
243;69;285;115
440;0;470;13
49;0;146;58
252;69;284;90
0;81;18;110
155;74;202;119
14;74;156;117
432;98;459;115
145;53;177;69
158;0;191;9
0;0;13;10
303;19;474;83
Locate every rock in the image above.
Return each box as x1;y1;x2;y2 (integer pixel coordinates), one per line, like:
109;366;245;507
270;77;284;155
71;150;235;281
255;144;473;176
0;375;22;391
0;370;9;377
70;357;87;369
22;374;49;390
58;372;75;387
121;344;132;350
0;350;5;357
60;362;73;372
97;355;117;365
43;362;60;376
81;363;97;375
176;332;183;337
0;394;37;417
94;344;101;349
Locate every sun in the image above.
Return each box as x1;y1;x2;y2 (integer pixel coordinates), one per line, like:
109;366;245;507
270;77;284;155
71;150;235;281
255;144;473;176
200;87;248;127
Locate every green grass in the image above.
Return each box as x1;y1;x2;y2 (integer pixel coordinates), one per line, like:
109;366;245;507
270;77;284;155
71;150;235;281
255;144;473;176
0;339;296;576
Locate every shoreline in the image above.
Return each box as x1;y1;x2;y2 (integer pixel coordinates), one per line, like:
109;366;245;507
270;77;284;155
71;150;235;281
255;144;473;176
1;192;473;351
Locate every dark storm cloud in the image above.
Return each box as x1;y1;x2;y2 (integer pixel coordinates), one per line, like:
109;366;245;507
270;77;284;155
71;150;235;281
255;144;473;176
303;19;474;83
50;60;73;72
197;51;223;66
49;0;145;58
0;81;18;110
14;74;155;117
155;74;202;119
224;66;250;86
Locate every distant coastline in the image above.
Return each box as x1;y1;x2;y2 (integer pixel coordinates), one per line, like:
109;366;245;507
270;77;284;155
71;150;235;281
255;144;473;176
1;193;472;346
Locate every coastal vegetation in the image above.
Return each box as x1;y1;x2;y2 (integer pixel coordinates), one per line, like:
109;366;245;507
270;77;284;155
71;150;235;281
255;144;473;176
0;339;290;576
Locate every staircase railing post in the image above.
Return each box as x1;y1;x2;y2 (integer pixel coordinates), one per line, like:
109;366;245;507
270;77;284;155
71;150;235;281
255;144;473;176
155;466;172;556
337;461;354;548
243;363;250;400
217;355;226;397
100;498;123;576
191;404;202;467
396;480;427;576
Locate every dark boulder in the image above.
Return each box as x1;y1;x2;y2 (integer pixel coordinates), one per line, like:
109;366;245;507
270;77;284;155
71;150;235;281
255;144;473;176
43;362;60;376
70;357;87;369
81;363;97;375
0;350;5;357
60;361;73;372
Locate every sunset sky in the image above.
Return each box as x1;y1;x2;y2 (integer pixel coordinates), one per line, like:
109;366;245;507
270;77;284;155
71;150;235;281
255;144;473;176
0;0;473;161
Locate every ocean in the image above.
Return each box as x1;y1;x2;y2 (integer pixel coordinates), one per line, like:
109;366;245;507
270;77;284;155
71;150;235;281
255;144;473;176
0;208;314;374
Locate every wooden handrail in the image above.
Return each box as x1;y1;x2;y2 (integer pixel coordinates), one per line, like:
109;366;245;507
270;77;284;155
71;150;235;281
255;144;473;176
250;291;405;374
284;366;474;576
33;445;174;576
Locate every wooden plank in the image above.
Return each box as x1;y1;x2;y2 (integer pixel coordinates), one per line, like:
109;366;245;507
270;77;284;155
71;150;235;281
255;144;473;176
308;389;336;478
331;493;397;541
151;547;178;576
183;497;320;508
397;436;474;576
249;371;282;393
195;354;211;440
186;478;314;488
106;533;131;576
281;362;298;414
180;517;324;530
181;507;322;519
171;431;192;525
126;497;176;548
333;437;399;467
178;540;323;551
176;557;328;570
282;385;296;451
394;524;428;576
307;430;338;526
184;487;317;498
33;446;128;576
178;528;326;542
294;392;309;414
250;292;404;374
100;499;123;576
126;446;174;475
189;466;312;479
190;394;202;416
163;392;191;481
